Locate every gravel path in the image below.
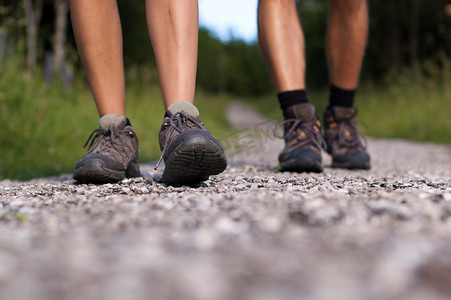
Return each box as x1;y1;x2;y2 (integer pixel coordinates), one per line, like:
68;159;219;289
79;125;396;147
1;103;450;300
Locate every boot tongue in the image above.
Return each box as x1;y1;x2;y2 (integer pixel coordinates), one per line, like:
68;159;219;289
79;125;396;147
286;103;316;121
99;114;127;129
167;101;199;118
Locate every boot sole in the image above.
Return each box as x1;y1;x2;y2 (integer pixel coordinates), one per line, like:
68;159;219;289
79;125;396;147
278;148;323;173
73;158;140;184
279;157;323;173
331;152;371;170
162;132;227;185
331;160;371;170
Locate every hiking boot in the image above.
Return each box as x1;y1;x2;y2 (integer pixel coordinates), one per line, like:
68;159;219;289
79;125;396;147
323;106;370;169
278;103;325;173
73;114;140;183
156;101;227;185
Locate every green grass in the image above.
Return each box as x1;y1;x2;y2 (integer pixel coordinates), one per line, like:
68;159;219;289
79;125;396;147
357;82;451;144
0;58;234;180
252;69;451;145
1;56;450;180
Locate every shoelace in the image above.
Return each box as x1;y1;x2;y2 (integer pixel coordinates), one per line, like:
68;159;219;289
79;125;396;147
154;112;204;170
336;118;368;149
83;127;131;152
276;117;327;151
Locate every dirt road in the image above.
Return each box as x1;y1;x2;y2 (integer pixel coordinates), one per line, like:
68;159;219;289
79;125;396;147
1;104;450;300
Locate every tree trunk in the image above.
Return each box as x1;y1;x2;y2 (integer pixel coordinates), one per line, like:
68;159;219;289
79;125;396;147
13;1;21;46
53;0;68;76
389;1;401;68
409;0;419;65
23;0;43;70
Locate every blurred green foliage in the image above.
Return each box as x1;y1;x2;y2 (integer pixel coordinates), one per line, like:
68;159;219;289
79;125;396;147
297;0;451;87
1;0;450;93
198;29;272;96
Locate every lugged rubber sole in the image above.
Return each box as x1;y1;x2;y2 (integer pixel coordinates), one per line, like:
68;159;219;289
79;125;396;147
278;148;323;173
73;158;140;184
161;132;227;185
331;152;371;170
278;156;323;173
331;160;371;170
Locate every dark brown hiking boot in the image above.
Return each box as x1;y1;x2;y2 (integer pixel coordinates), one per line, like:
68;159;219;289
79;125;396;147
323;106;371;169
278;103;325;173
73;115;140;183
155;101;227;185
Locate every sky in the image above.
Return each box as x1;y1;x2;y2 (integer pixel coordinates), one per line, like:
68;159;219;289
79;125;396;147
199;0;258;43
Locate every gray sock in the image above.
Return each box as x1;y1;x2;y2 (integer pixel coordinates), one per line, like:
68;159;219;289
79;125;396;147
99;114;127;129
167;101;199;118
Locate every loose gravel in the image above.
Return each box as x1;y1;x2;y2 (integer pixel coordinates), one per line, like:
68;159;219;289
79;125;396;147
0;104;450;300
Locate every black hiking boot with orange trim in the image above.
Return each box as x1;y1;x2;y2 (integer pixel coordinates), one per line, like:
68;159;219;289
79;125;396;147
278;103;326;173
323;106;370;169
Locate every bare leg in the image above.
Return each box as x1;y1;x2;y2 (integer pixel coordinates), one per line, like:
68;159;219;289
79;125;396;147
146;0;199;109
70;0;125;117
327;0;368;89
257;0;305;93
